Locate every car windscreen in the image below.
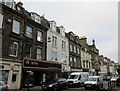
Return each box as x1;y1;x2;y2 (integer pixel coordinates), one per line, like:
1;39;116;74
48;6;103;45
88;77;97;81
69;75;79;79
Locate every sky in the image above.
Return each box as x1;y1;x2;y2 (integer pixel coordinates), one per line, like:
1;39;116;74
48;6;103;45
17;0;118;63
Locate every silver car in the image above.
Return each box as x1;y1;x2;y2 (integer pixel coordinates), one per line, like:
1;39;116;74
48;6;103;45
84;76;103;90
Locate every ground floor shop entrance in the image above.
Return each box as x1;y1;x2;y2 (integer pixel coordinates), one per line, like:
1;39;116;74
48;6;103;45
22;58;61;88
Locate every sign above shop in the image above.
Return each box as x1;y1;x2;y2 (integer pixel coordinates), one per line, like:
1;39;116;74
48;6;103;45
23;59;61;71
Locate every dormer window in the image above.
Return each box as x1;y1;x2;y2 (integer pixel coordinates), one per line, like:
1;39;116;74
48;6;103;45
2;0;14;8
50;21;56;31
31;12;41;24
59;26;65;36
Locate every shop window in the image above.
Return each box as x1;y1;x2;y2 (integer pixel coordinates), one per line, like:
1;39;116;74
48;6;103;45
0;71;9;84
12;74;16;82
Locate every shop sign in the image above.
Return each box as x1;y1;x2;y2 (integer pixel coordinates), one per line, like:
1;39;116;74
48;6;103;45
23;59;61;70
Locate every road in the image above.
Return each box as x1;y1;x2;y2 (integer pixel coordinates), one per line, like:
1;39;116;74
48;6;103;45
10;81;120;91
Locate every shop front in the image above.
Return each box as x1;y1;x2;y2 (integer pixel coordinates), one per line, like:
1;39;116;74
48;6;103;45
0;59;22;89
22;58;61;87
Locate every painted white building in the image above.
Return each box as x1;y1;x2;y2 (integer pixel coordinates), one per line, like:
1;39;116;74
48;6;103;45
47;21;69;78
81;49;92;69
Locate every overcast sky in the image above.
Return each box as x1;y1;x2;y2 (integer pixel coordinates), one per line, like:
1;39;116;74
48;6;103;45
19;0;118;63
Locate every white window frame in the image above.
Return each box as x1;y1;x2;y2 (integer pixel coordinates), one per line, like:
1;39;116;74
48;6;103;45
51;51;58;61
0;13;3;28
2;0;13;8
31;13;41;23
74;58;76;67
77;47;80;54
37;31;42;42
26;26;32;38
9;41;18;57
12;20;20;34
37;48;42;60
74;46;76;53
70;57;73;66
52;36;57;47
70;44;72;52
62;40;66;51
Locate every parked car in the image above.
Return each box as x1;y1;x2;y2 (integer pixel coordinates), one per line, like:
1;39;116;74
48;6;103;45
84;76;103;90
42;78;68;91
110;76;118;82
116;77;120;86
0;81;9;91
67;72;89;87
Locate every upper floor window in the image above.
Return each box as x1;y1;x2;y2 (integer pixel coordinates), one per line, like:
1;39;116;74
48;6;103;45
70;57;73;66
52;36;57;47
70;44;72;52
74;58;77;67
25;44;32;58
12;20;20;34
77;47;80;54
0;13;3;28
9;41;18;57
50;21;56;31
74;46;76;53
26;26;32;38
62;40;66;51
37;31;42;42
61;53;66;63
2;0;13;8
31;12;41;23
37;48;42;60
51;51;57;61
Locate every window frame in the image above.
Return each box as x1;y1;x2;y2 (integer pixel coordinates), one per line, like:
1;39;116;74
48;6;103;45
12;19;20;34
9;41;18;57
26;25;33;38
2;0;13;8
36;48;42;60
0;13;3;29
37;30;43;42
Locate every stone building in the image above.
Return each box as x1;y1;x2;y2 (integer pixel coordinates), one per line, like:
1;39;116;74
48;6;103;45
1;1;61;89
66;31;82;72
47;21;70;78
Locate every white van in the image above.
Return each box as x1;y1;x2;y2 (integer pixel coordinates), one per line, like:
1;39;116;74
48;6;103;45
67;72;89;86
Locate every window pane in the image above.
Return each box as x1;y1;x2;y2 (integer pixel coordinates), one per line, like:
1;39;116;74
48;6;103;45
37;31;42;42
0;13;3;28
12;20;20;34
9;41;18;57
26;26;32;38
12;74;17;82
37;48;42;60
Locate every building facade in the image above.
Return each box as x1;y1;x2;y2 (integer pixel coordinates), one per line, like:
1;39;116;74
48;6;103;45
89;39;100;75
66;31;82;72
1;1;61;89
47;21;69;78
80;37;92;75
